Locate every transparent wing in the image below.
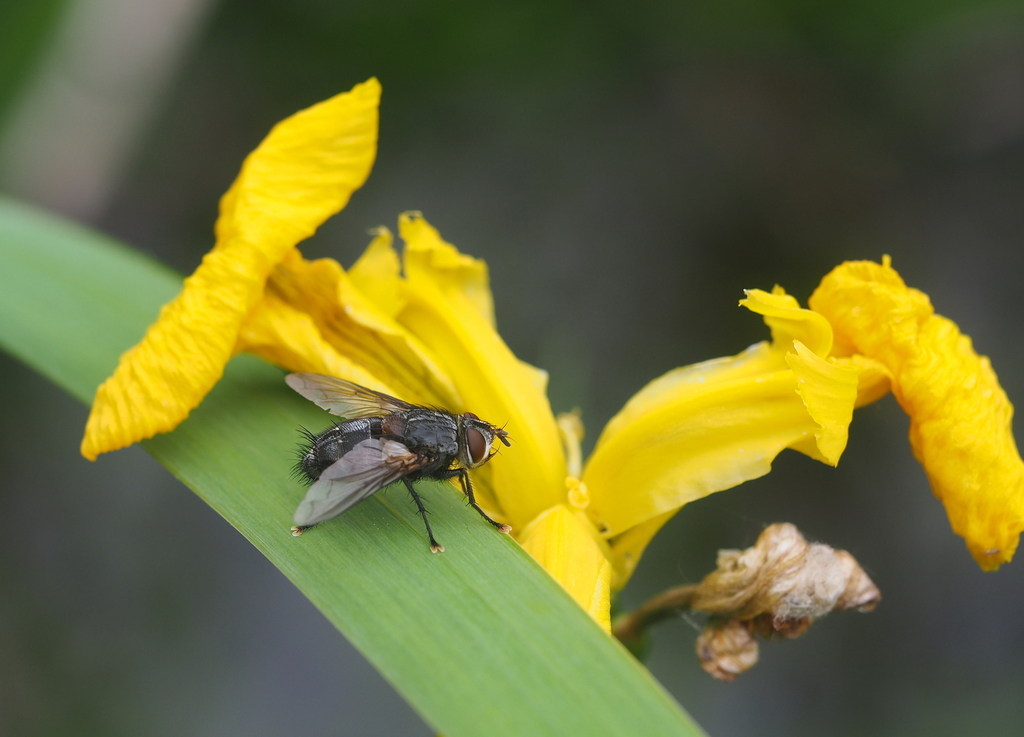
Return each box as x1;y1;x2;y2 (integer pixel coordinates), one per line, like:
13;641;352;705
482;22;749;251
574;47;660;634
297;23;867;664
293;438;426;526
285;373;417;418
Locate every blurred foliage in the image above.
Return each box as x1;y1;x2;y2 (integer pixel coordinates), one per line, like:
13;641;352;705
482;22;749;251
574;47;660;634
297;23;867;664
0;0;68;125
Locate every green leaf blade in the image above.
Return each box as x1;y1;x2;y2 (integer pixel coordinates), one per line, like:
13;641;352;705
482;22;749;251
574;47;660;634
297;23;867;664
0;196;706;737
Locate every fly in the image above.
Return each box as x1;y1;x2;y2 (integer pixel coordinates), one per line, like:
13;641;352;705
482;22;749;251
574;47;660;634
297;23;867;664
285;373;512;553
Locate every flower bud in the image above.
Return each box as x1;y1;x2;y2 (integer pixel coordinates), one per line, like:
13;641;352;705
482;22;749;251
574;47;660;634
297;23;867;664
613;522;880;681
690;523;880;627
696;619;759;682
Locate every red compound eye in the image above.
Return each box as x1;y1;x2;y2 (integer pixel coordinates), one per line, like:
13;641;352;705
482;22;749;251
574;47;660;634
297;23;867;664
467;427;487;465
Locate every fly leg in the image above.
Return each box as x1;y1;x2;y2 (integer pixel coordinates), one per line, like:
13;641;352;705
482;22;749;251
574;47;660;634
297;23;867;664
403;478;444;553
440;468;512;535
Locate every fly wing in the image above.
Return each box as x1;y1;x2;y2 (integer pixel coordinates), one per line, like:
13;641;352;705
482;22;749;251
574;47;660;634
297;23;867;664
293;438;426;527
285;373;417;419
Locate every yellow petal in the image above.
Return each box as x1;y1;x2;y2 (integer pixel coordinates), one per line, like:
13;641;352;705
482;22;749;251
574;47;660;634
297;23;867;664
585;342;817;539
831;353;893;408
348;227;406;319
602;342;859;588
81;79;381;459
786;340;859;466
585;290;861;582
214;78;381;253
605;288;835;441
236;293;392;393
556;410;585;479
263;247;459;408
810;257;1024;569
599;335;783;444
397;213;565;528
519;505;612;631
400;211;495;328
740;286;833;357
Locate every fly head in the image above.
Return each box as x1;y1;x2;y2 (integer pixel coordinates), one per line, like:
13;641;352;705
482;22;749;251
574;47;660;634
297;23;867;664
458;412;511;469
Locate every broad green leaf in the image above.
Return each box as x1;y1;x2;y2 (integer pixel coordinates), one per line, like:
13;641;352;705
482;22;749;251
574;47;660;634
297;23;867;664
0;196;705;737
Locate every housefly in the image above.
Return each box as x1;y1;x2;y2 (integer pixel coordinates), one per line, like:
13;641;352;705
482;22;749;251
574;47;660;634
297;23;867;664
285;373;512;553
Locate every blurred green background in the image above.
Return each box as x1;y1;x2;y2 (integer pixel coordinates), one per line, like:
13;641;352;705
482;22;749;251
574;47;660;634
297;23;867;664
2;0;1024;735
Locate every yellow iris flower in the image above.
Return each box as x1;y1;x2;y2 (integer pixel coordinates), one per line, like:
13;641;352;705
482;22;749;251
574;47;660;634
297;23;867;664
81;79;1024;632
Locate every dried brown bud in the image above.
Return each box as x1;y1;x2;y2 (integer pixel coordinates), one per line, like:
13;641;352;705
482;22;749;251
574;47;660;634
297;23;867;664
834;550;881;612
696;619;759;682
612;523;881;682
749;611;813;640
690;523;880;630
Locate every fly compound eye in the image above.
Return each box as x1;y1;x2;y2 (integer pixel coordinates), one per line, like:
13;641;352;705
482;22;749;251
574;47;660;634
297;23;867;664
467;426;488;466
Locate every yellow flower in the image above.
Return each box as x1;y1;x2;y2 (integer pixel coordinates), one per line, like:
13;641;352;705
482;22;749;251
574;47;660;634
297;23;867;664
82;80;1024;634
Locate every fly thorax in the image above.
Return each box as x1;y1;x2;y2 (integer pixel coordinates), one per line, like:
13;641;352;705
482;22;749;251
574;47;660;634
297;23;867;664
403;411;459;457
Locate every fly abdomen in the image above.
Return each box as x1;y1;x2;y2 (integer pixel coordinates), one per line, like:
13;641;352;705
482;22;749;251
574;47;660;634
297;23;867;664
296;417;380;483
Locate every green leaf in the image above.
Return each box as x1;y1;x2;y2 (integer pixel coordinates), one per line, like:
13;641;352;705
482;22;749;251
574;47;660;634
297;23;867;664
0;196;706;737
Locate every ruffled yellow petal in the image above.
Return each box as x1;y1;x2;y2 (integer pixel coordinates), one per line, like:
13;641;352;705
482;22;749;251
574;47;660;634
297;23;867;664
519;505;612;631
81;79;381;460
810;257;1024;569
214;78;380;253
397;213;565;528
